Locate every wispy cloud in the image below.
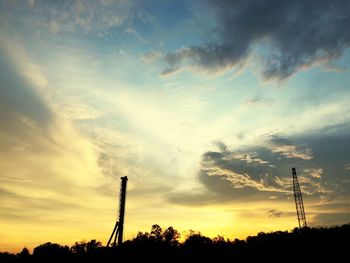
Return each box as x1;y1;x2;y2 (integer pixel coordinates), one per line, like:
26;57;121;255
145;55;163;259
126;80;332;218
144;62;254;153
1;0;144;35
266;135;313;160
0;36;113;249
200;143;292;194
244;96;274;107
304;168;323;179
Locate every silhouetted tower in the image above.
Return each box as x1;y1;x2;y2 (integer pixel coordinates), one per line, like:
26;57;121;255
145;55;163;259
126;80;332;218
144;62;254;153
107;176;128;246
292;168;307;228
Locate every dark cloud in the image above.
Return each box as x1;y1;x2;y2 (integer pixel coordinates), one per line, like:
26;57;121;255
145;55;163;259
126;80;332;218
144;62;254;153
307;200;350;225
168;127;350;208
214;140;228;152
291;124;350;194
199;138;325;196
162;0;350;80
161;67;180;76
310;201;350;212
167;139;308;206
268;209;282;218
311;212;350;226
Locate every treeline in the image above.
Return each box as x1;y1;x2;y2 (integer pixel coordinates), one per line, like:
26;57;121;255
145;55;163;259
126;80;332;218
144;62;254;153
1;223;349;262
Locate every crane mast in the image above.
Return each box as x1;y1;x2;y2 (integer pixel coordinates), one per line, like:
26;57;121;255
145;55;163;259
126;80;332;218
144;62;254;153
107;176;128;246
292;168;307;228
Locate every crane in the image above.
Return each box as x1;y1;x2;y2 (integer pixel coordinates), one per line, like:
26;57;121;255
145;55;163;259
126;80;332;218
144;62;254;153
107;176;128;246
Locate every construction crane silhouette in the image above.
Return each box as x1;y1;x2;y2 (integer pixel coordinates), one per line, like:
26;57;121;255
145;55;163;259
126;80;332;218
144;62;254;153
292;168;307;228
107;176;128;247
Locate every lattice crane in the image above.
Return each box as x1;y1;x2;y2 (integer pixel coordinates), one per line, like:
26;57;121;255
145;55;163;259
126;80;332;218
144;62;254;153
292;168;307;228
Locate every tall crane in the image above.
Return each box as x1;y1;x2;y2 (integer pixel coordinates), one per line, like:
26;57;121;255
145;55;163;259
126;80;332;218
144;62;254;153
107;176;128;246
292;168;307;228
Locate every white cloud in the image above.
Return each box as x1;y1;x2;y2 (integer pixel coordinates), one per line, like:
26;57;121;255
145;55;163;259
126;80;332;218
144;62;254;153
270;144;313;160
265;135;314;160
304;168;323;179
230;152;269;164
124;27;146;43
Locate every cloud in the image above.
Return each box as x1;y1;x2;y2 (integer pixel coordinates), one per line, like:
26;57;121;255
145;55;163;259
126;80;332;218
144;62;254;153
200;143;293;195
268;209;282;218
124;27;146;43
0;41;52;129
298;168;330;195
230;152;269;164
244;96;274;106
311;212;350;225
160;0;350;80
0;36;102;183
0;36;113;249
1;0;142;35
304;168;323;179
168;132;343;207
266;135;313;160
0;187;87;223
161;67;181;76
206;123;350;210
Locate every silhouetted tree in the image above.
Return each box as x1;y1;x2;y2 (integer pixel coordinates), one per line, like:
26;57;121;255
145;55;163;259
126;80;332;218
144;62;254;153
0;252;18;263
1;223;350;263
86;239;102;252
183;230;212;248
70;241;86;255
163;226;180;246
150;224;163;242
33;242;69;262
16;248;30;262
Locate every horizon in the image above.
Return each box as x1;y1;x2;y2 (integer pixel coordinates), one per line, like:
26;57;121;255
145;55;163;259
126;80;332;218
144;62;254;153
1;0;350;253
3;222;350;254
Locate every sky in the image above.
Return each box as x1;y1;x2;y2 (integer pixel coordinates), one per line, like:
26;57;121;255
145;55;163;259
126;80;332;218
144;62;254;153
1;0;350;252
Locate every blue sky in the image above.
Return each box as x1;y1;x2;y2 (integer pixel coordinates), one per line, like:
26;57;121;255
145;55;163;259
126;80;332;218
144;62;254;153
1;0;350;252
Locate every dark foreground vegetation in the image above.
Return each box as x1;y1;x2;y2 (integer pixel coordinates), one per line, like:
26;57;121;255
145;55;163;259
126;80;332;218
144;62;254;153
1;224;349;263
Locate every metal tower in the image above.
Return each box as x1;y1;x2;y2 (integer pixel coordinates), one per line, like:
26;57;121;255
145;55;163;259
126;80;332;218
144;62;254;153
292;168;307;228
107;176;128;247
